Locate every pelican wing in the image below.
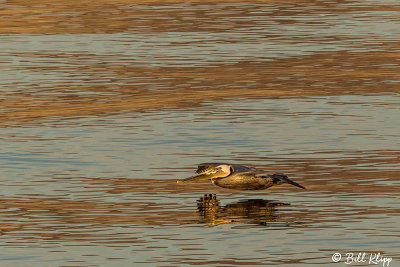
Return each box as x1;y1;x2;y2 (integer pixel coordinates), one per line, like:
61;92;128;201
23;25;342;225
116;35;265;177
196;163;222;174
255;172;306;189
196;163;252;174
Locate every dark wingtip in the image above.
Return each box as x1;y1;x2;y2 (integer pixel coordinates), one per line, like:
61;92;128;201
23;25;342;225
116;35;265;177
287;179;306;190
295;183;306;190
276;175;306;190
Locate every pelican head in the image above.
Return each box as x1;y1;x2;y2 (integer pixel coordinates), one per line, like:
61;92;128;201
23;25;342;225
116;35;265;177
177;164;233;184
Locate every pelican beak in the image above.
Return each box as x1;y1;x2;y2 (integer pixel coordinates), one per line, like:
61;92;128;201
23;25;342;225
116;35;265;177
177;173;216;184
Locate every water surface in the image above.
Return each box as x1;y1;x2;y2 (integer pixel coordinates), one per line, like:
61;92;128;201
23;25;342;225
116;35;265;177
0;0;399;266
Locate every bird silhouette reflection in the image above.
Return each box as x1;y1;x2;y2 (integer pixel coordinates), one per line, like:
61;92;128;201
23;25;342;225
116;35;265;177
197;194;291;226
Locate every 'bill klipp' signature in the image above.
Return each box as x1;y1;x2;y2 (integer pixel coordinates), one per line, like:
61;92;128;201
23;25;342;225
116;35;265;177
332;252;392;266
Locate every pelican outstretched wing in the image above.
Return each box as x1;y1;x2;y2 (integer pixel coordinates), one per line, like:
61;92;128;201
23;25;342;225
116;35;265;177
196;163;253;174
255;172;306;189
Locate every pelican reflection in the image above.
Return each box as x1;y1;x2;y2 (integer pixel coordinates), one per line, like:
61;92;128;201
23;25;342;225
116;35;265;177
197;194;292;226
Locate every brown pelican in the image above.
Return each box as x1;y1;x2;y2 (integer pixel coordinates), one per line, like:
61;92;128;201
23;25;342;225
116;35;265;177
177;163;305;190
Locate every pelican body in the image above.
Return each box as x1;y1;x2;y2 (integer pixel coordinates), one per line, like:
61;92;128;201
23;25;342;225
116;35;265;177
177;163;305;190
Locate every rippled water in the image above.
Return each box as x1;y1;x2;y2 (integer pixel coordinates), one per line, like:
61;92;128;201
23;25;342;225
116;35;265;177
1;0;399;266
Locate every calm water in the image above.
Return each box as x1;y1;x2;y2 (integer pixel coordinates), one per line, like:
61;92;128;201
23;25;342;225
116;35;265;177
1;0;400;266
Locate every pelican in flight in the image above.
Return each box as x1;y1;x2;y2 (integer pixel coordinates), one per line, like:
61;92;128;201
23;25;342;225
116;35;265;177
177;163;305;190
